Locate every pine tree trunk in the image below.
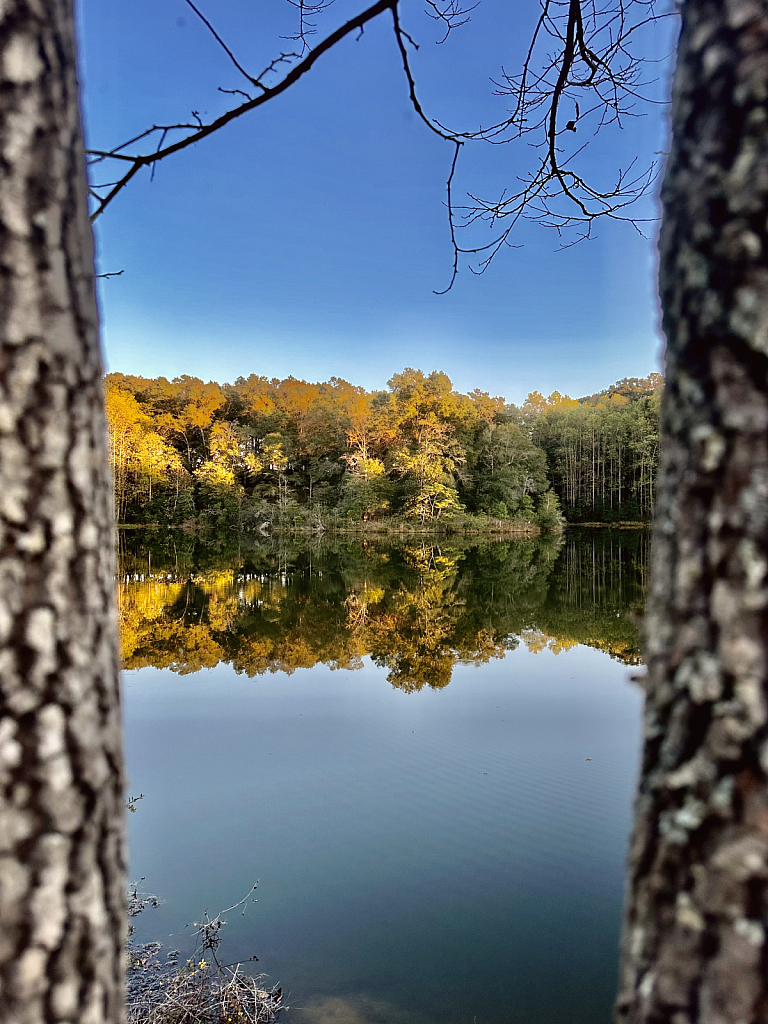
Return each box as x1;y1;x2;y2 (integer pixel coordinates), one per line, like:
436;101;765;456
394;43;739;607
0;2;126;1022
616;0;768;1021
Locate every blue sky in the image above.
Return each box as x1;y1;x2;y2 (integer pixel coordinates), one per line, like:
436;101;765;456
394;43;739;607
78;0;675;404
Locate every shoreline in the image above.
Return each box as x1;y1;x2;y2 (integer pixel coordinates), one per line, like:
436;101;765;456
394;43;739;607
118;520;546;537
118;520;649;535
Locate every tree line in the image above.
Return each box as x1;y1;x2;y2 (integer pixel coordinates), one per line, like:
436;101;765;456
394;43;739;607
106;368;661;529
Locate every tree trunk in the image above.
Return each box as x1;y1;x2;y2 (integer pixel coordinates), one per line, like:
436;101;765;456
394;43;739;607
0;2;126;1023
616;0;768;1021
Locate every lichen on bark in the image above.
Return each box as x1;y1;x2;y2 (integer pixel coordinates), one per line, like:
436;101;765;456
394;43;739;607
616;1;768;1021
0;2;126;1022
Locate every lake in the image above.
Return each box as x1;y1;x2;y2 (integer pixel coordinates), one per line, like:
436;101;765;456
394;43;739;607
120;529;648;1024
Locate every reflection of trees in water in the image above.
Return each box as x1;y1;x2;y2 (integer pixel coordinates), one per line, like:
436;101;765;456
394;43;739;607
118;530;647;689
535;529;648;665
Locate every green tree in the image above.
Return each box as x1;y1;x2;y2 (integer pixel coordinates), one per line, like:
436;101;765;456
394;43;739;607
340;455;392;520
535;490;563;531
473;422;548;513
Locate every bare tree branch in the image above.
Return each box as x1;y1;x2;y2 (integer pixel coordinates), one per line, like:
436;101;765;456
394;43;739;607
283;0;338;54
424;0;480;43
87;0;675;290
87;0;405;220
390;4;461;142
430;0;675;284
181;0;264;89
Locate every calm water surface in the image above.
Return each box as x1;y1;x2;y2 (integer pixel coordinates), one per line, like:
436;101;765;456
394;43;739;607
120;530;648;1024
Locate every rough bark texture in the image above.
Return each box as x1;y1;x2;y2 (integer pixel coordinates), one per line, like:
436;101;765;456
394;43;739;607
616;0;768;1021
0;2;126;1022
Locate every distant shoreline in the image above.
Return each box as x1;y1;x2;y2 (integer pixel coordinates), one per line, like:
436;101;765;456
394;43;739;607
117;519;650;536
117;520;546;537
569;521;650;529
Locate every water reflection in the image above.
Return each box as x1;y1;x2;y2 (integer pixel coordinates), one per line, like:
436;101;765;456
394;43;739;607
118;529;648;686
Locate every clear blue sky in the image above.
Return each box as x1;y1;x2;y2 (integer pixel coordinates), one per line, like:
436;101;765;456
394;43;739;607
78;0;674;404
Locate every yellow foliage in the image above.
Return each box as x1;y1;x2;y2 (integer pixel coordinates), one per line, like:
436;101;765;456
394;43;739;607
105;380;186;516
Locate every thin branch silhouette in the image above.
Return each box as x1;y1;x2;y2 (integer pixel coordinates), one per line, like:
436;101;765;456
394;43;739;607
431;0;674;287
87;0;675;288
86;0;406;221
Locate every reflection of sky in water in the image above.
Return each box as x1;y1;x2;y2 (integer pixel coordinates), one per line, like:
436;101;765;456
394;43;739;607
124;640;643;1024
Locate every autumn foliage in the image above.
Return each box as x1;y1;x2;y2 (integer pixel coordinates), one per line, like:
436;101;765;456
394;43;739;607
104;369;662;528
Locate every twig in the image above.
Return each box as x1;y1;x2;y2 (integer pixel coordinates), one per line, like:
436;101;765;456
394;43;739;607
87;0;400;221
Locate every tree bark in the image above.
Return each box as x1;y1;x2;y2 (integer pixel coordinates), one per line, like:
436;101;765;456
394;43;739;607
0;2;125;1023
616;1;768;1021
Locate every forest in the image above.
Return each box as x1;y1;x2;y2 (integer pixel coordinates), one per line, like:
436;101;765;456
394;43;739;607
105;368;662;531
